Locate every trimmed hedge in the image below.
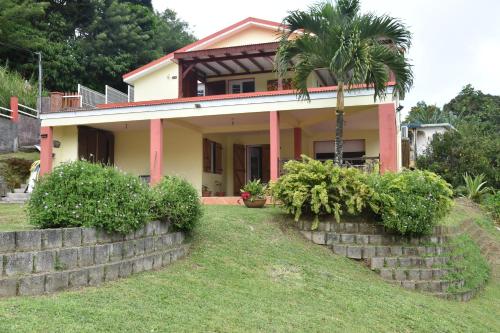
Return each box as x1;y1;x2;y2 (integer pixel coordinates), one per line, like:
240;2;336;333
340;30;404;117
28;161;152;234
151;176;202;231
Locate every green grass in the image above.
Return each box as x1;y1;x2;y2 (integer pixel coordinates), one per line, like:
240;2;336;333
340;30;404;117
0;151;39;161
0;204;31;231
0;205;499;332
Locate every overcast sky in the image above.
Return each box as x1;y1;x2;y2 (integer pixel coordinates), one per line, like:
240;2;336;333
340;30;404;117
153;0;500;111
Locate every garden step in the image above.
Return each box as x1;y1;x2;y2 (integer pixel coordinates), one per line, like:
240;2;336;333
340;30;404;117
13;187;27;193
431;287;480;302
331;244;450;259
326;233;449;246
6;192;30;200
306;221;458;236
368;256;454;269
377;267;458;281
392;279;465;293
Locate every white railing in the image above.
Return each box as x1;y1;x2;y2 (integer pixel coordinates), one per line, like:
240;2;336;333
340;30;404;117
18;103;38;118
0;106;12;119
78;84;105;108
105;85;128;104
128;85;134;102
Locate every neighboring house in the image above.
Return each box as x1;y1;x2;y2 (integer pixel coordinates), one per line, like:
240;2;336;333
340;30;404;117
39;17;402;196
404;123;455;164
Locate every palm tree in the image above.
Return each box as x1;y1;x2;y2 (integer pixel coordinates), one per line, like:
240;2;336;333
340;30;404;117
276;0;413;165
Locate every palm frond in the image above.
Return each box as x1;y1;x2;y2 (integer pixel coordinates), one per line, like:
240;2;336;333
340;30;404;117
357;14;412;50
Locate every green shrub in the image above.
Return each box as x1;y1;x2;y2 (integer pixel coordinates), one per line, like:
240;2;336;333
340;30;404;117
482;191;500;221
0;158;33;190
271;156;385;228
27;160;152;234
370;170;453;235
151;176;202;231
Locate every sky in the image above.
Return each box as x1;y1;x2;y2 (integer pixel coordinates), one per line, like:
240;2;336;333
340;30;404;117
152;0;500;112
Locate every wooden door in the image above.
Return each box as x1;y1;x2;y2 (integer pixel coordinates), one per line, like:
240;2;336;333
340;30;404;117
233;144;245;195
261;144;270;183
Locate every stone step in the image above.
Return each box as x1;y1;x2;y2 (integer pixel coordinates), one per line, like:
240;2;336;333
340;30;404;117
378;267;458;281
369;256;453;269
326;233;449;246
394;279;465;293
6;192;30;200
332;244;451;259
14;188;27;193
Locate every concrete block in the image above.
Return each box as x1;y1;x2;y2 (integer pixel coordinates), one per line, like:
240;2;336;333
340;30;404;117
401;281;416;290
369;235;382;244
0;232;16;253
346;246;362;259
300;230;312;241
317;222;330;232
370;257;385;270
109;233;124;243
45;272;69;292
34;250;55;273
356;234;370;244
135;239;145;255
358;223;375;234
134;226;146;239
376;246;390;257
78;247;94;267
109;243;123;262
63;228;82;247
420;269;433;280
143;255;154;271
69;269;88;288
311;232;326;244
362;246;376;258
119;261;133;278
57;248;78;270
398;257;411;267
343;223;357;233
132;258;144;273
122;241;135;259
148;221;161;236
144;237;154;253
5;252;33;276
174;232;185;244
18;275;45;296
88;267;104;286
161;234;173;247
41;229;62;250
380;269;393;280
340;234;355;244
170;248;183;262
104;263;120;282
16;230;41;251
81;228;97;245
416;246;427;255
0;278;18;297
385;258;397;267
152;254;162;269
153;236;162;251
390;246;403;256
94;244;110;265
403;247;417;256
162;252;171;266
332;244;347;256
325;233;339;245
96;230;112;244
424;257;434;268
159;221;170;235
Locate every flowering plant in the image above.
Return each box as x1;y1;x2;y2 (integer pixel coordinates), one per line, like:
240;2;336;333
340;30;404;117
240;179;267;202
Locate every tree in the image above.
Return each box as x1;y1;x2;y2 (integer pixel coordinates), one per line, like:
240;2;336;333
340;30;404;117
276;0;413;165
404;101;454;124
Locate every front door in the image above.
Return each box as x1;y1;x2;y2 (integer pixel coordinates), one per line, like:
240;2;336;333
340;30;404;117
233;144;245;195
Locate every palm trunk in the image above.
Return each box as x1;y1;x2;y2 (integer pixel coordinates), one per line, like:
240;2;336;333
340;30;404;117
334;82;345;166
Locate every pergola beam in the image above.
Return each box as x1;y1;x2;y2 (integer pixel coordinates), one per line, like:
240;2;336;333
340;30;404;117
209;56;235;74
242;51;265;71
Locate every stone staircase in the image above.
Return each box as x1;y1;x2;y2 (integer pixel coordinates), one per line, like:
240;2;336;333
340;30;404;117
1;184;30;203
298;218;480;301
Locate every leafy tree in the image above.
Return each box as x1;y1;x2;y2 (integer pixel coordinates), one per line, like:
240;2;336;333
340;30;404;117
404;101;454;124
276;0;413;165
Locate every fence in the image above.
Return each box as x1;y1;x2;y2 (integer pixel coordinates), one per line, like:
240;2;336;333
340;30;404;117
0;97;40;152
105;85;128;104
78;84;105;108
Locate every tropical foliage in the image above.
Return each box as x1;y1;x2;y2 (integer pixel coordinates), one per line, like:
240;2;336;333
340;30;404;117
276;0;413;165
458;173;491;203
241;179;267;201
404;101;454;124
0;65;39;108
0;0;195;91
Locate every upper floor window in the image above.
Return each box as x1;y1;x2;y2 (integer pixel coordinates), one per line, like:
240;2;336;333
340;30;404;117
229;79;255;94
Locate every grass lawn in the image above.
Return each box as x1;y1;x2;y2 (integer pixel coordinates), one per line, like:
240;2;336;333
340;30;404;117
0;151;39;161
0;204;499;332
0;204;31;231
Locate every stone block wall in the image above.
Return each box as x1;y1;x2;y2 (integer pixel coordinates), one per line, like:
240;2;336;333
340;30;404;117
0;114;40;152
0;221;188;297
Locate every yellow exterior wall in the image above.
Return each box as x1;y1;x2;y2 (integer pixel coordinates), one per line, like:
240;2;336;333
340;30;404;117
133;63;179;102
53;126;78;166
114;129;149;175
209;26;280;48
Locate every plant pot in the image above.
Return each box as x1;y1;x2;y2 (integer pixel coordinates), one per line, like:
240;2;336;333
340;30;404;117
243;198;266;208
215;191;226;197
202;191;212;197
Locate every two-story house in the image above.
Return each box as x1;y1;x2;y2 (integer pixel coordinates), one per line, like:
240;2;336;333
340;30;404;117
39;17;402;197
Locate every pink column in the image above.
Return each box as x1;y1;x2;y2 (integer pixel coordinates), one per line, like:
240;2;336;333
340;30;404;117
150;119;164;185
10;96;18;123
40;126;53;176
378;103;397;173
293;127;302;160
270;111;280;181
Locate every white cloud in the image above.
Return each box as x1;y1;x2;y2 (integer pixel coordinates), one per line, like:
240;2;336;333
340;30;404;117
153;0;500;110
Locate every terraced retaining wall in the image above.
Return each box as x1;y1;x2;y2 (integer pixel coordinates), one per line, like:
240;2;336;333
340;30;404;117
0;221;188;297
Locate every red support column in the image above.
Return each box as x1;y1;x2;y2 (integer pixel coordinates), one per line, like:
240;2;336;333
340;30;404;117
293;127;302;160
40;126;53;176
10;96;18;123
378;103;397;173
150;119;164;185
270;111;280;181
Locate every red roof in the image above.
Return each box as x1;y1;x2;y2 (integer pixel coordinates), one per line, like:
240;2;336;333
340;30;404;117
96;83;396;110
123;17;283;80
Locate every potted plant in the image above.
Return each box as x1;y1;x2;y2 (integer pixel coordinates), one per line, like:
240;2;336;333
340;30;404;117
202;185;212;197
240;179;267;208
214;180;225;197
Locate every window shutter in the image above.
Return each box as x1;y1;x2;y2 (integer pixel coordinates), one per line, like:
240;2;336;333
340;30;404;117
203;138;211;172
215;143;223;174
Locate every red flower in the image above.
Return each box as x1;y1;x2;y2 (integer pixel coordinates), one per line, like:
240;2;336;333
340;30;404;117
241;191;251;200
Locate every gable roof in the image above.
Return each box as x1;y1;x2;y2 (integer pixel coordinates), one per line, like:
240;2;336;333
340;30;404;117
123;17;283;83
